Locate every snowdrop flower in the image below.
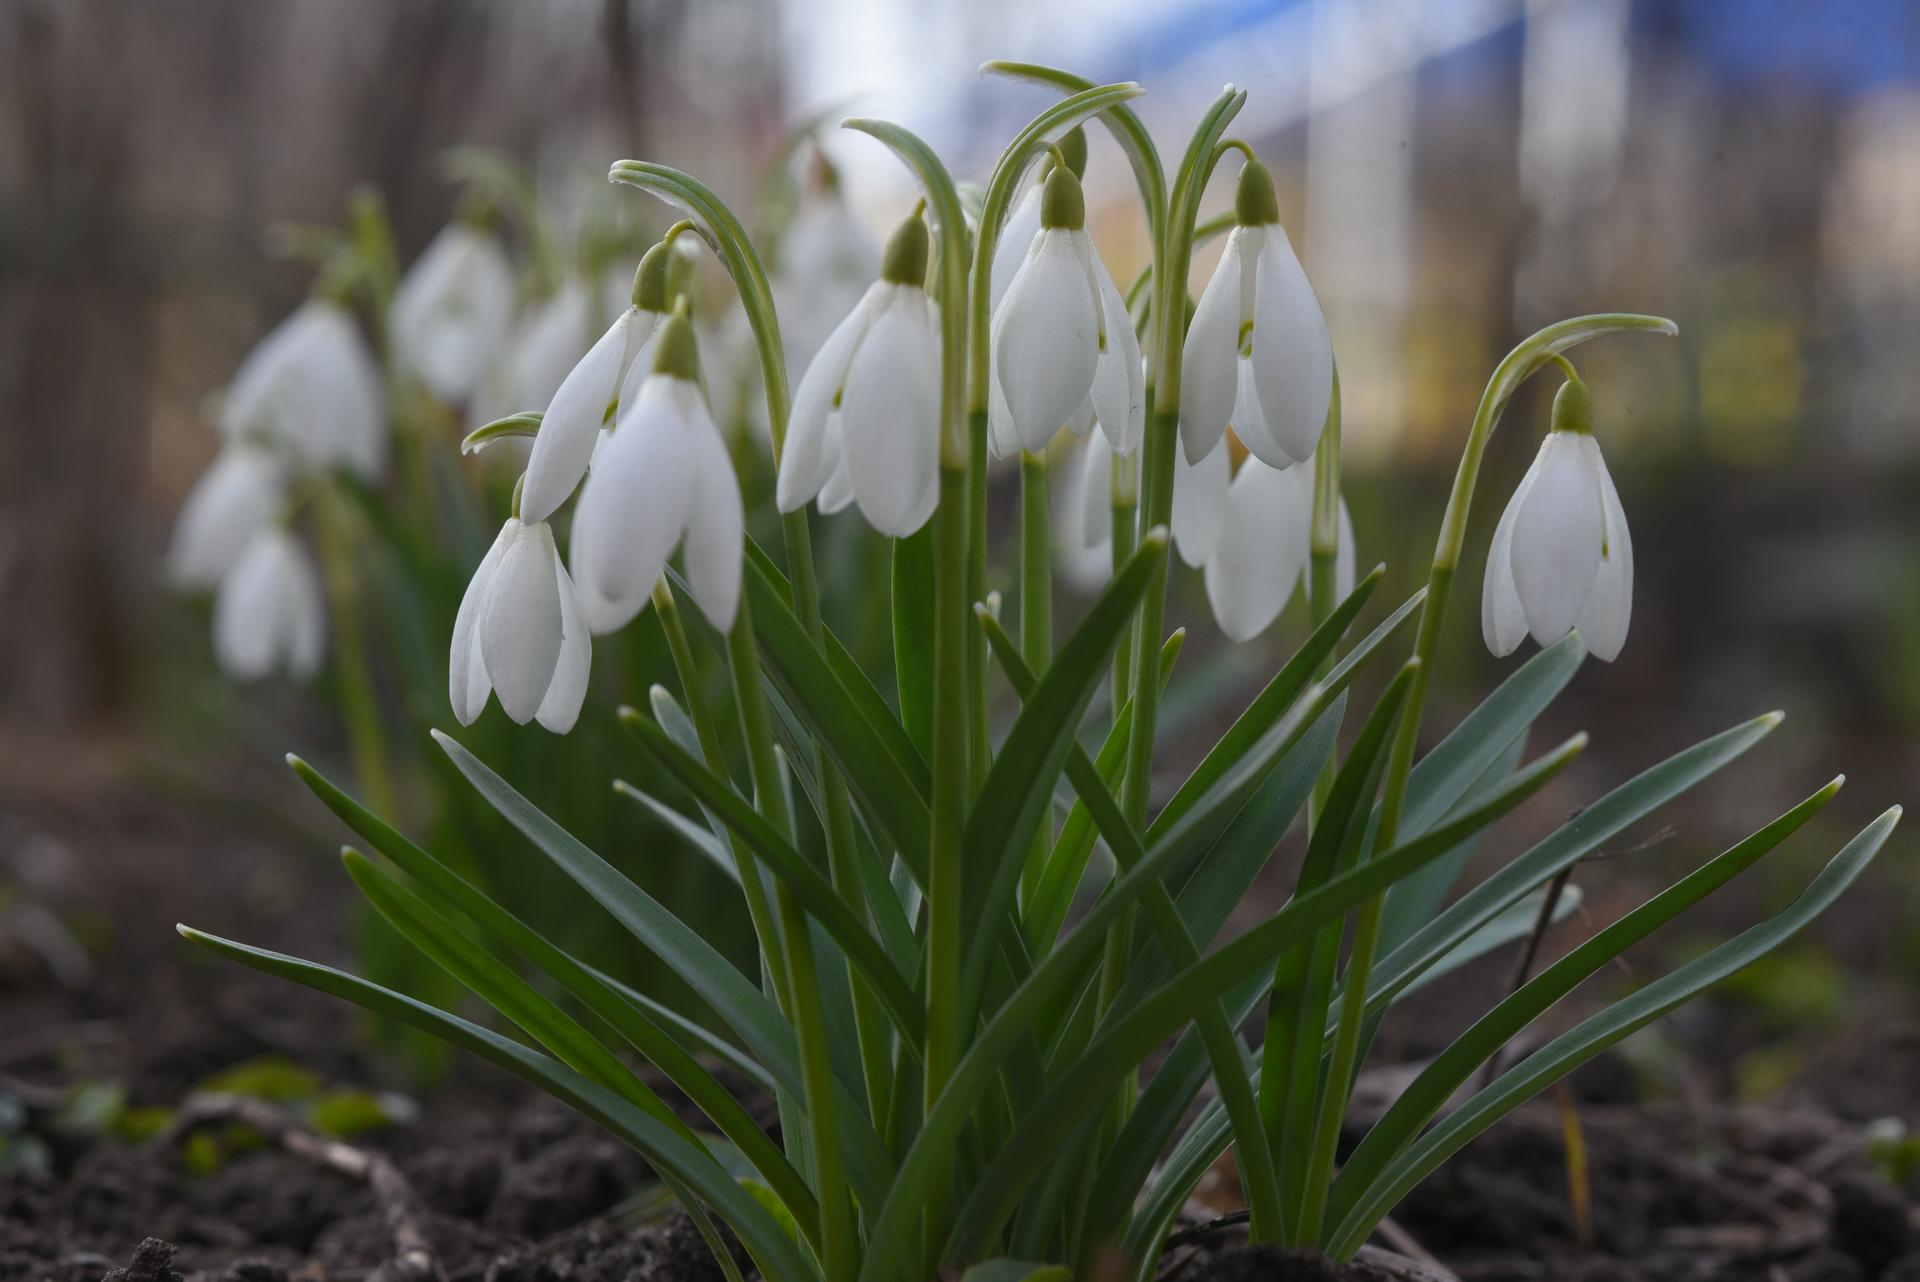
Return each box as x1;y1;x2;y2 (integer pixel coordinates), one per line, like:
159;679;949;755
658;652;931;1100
1180;158;1332;469
517;243;677;524
1482;375;1632;661
212;527;325;682
989;127;1087;310
450;512;590;733
390;222;516;403
221;298;385;478
991;164;1143;458
1170;439;1230;569
1055;430;1115;591
571;308;743;634
168;444;287;589
1203;457;1358;642
777;207;940;537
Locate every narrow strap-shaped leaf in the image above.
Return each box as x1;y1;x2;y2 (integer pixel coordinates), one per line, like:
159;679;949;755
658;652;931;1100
178;928;819;1282
1325;804;1900;1258
621;709;925;1044
956;531;1169;1019
940;735;1587;1263
286;756;816;1217
961;1260;1070;1282
1330;776;1845;1229
616;781;740;885
428;729;897;1204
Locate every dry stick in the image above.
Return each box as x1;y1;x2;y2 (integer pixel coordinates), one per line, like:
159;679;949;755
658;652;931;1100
162;1093;443;1282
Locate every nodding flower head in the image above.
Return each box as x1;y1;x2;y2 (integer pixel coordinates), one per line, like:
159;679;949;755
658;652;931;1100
450;513;591;734
390;221;517;403
1179;158;1333;470
220;298;386;479
1202;455;1356;643
213;526;326;683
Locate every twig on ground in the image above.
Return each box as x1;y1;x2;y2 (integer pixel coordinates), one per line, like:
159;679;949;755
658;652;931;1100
160;1091;443;1282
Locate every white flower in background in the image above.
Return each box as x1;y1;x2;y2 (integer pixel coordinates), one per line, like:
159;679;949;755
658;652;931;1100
517;242;682;525
777;208;940;538
571;310;744;634
990;165;1143;458
220;298;385;478
467;280;598;434
450;515;590;733
168;444;287;590
772;162;880;378
1203;457;1358;642
1170;439;1230;569
1180;158;1332;469
390;222;516;403
212;527;325;682
1482;377;1632;661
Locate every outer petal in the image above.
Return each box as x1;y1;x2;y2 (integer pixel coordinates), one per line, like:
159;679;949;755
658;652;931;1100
818;447;857;514
779;284;879;512
168;445;285;589
212;531;287;681
1171;437;1230;568
1481;456;1542;658
451;519;516;723
840;288;940;536
1334;497;1358;604
1572;436;1633;661
994;229;1099;454
1203;459;1310;642
535;546;592;733
989;184;1044;311
1087;240;1145;456
521;308;642;523
682;409;746;630
1079;429;1113;547
1230;352;1293;468
391;226;516;401
1052;434;1112;592
615;311;666;414
481;520;565;724
987;332;1020;460
1248;227;1335;465
1178;228;1246;463
1511;432;1605;646
571;377;698;629
279;538;327;680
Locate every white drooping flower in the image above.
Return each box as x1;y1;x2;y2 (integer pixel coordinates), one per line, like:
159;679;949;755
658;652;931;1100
991;165;1143;458
777;208;940;538
516;243;681;525
212;527;325;682
220;298;385;478
772;165;881;379
390;222;517;403
571;310;744;634
1482;378;1632;662
1170;438;1230;569
168;444;287;590
1179;158;1333;469
1055;429;1116;592
1203;456;1358;643
450;515;591;733
990;128;1087;310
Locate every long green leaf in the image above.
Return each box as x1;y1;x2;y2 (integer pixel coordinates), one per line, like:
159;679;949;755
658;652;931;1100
178;928;817;1282
1325;804;1900;1257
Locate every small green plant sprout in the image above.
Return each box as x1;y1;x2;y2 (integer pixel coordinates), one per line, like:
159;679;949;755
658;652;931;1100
182;62;1899;1282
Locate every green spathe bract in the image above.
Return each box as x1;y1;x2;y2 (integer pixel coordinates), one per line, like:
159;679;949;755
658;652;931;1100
181;59;1898;1282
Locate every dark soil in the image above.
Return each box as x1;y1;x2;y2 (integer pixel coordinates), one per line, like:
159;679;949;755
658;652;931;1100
3;739;1917;1281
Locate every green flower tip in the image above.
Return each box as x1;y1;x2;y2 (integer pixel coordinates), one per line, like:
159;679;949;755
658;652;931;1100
651;307;701;381
1549;374;1594;435
1056;126;1088;180
1040;165;1086;231
881;205;931;286
1234;159;1280;227
616;704;644;728
633;240;673;311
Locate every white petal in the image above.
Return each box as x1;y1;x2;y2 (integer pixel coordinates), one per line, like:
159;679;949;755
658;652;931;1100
495;282;596;419
279;539;328;681
213;531;289;681
987;346;1020;460
840;288;940;537
1052;434;1112;591
1249;227;1334;465
521;308;642;523
989;184;1044;311
1230;353;1293;468
1511;433;1605;646
1203;459;1310;642
451;520;516;723
1171;438;1230;568
1572;436;1633;661
1178;228;1247;463
615;312;666;413
535;546;592;733
778;284;879;512
1080;430;1114;547
818;449;857;514
570;377;698;626
681;410;745;630
168;445;285;589
390;226;517;401
481;520;565;724
1481;457;1541;659
1334;497;1358;604
1088;242;1145;456
994;229;1099;454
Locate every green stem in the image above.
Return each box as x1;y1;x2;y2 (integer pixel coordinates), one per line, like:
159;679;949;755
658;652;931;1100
726;606;854;1282
312;487;396;821
926;463;971;1217
1306;370;1343;825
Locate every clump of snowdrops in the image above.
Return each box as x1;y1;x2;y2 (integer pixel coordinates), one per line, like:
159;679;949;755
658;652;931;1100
183;65;1899;1282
